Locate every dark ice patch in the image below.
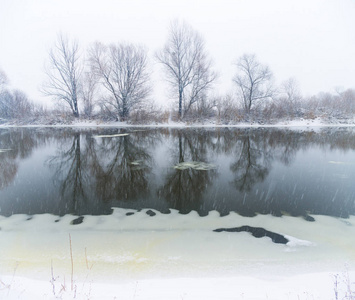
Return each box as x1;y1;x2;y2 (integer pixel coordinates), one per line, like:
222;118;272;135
146;210;156;217
303;215;315;222
214;225;289;244
70;216;84;225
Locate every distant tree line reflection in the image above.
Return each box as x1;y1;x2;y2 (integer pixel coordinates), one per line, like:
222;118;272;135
0;127;355;218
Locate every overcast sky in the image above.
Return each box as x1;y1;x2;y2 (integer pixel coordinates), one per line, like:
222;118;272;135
1;0;355;106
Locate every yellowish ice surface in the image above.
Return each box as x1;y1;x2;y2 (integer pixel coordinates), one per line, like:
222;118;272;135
1;210;355;283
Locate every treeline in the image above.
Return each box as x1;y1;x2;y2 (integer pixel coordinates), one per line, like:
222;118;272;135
1;20;355;125
0;69;47;121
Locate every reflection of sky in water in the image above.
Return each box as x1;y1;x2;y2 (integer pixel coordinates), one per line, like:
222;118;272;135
0;127;355;218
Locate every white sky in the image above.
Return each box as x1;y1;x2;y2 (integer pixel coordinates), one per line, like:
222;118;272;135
1;0;355;106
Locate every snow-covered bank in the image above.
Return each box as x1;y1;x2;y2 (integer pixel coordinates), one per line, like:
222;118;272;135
1;116;355;128
1;210;355;299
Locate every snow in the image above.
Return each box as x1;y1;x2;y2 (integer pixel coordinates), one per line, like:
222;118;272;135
1;209;355;299
0;273;347;299
1;116;355;129
1;122;355;299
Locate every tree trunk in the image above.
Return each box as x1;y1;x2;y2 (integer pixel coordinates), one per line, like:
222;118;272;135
121;99;128;121
178;90;183;120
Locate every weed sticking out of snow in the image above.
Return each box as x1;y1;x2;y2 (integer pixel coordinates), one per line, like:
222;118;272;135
333;266;355;300
48;234;95;300
0;262;19;298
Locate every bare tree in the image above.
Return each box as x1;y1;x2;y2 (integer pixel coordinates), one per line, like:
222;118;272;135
281;78;301;104
233;54;274;115
156;20;216;119
12;90;34;118
0;90;12;119
0;69;9;118
89;42;151;121
42;34;81;118
0;89;33;119
81;71;97;118
215;93;240;123
0;68;8;91
272;77;303;118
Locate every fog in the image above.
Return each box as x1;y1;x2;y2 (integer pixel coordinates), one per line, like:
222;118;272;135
1;0;355;106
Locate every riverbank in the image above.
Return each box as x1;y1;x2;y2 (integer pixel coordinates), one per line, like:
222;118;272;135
1;116;355;128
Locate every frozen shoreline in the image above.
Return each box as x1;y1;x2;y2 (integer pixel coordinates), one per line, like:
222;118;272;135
1;211;355;299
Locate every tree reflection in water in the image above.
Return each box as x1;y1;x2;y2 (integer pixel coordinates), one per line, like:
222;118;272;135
230;132;270;192
48;133;93;215
47;129;155;215
158;129;217;215
89;132;153;202
0;127;355;219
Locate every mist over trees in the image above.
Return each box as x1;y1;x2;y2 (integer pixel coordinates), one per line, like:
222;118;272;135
0;68;8;90
1;21;355;125
81;70;97;118
0;67;42;121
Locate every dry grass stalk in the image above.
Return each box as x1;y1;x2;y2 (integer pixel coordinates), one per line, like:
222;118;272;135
69;233;74;292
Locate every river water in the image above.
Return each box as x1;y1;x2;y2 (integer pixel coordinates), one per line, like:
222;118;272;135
1;127;354;219
0;126;355;282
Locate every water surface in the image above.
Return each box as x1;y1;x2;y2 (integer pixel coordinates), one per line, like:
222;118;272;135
1;127;354;220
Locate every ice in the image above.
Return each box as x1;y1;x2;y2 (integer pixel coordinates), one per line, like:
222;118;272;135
0;209;355;298
174;161;217;170
92;133;129;138
284;235;315;248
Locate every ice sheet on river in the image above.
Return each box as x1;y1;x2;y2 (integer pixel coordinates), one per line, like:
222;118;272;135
174;161;217;170
0;209;354;282
92;133;129;138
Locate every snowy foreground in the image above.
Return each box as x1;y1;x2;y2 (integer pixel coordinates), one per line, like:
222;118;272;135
1;273;351;300
1;209;355;299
